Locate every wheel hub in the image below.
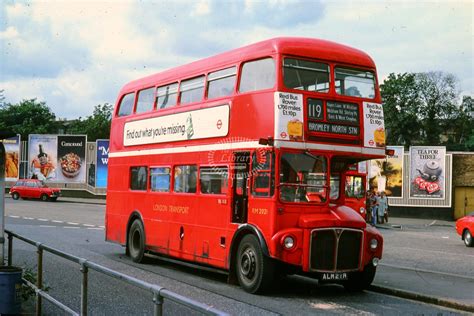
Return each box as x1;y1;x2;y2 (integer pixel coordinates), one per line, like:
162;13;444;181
240;249;256;279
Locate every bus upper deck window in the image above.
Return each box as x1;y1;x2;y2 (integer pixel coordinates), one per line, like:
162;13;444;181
180;76;205;105
136;87;155;113
239;58;275;93
283;58;329;93
117;93;135;117
335;67;375;99
157;83;178;109
207;67;236;99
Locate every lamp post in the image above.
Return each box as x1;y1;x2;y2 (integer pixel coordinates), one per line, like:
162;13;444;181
0;131;15;266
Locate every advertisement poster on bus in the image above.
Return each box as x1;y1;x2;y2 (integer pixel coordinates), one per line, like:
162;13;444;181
96;139;109;188
1;135;20;181
369;146;404;197
57;135;87;183
363;102;385;148
123;105;229;146
409;146;446;199
274;92;303;141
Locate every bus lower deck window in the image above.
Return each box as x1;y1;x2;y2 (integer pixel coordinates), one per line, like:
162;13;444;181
174;165;197;193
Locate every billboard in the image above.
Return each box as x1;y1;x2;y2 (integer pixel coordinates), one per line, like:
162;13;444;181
1;135;21;181
369;146;404;197
409;146;446;199
28;134;87;183
95;140;109;188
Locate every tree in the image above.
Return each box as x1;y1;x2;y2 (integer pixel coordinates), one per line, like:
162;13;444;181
380;73;422;146
68;103;113;141
0;99;58;139
416;72;458;145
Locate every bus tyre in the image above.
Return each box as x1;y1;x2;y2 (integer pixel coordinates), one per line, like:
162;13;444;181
463;229;473;247
128;219;145;263
236;234;274;294
343;263;376;292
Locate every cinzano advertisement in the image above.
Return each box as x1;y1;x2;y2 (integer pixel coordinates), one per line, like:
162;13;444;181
409;146;446;199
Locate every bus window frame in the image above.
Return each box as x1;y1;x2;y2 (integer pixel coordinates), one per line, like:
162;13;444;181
206;66;237;101
178;75;206;106
199;164;230;196
282;56;331;94
333;64;378;100
149;165;172;193
135;86;157;114
116;92;137;117
172;164;199;194
129;166;148;191
237;56;277;94
156;82;179;110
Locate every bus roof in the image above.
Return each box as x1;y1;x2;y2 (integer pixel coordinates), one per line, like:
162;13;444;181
120;37;376;93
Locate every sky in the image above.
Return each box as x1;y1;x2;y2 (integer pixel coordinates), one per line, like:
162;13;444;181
0;0;472;119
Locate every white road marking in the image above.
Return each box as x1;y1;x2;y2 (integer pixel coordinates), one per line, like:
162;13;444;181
87;228;104;230
442;236;449;239
39;225;55;228
52;220;63;223
37;218;49;222
99;226;105;228
67;222;79;225
64;226;80;229
9;215;20;218
23;217;34;220
83;224;95;227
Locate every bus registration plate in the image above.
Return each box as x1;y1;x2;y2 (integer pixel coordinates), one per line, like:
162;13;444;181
321;272;348;281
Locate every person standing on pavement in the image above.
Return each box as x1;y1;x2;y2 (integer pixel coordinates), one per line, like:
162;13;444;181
377;191;388;224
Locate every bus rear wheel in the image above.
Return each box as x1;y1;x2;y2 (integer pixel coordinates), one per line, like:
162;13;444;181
128;219;145;263
236;234;274;294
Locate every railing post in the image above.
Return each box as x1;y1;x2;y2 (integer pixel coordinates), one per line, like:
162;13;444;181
80;261;88;316
36;244;43;316
7;233;12;266
153;291;163;316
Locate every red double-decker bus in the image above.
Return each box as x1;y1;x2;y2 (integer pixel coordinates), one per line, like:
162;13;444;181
106;37;385;293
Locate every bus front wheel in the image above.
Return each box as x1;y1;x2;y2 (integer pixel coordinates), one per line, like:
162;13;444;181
128;219;145;263
236;234;274;294
343;263;376;292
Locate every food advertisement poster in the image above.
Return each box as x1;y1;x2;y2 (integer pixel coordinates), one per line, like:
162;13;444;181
28;135;58;182
409;146;445;199
28;134;86;183
274;92;303;141
1;135;21;181
363;102;385;148
57;135;86;183
369;146;404;197
96;139;109;188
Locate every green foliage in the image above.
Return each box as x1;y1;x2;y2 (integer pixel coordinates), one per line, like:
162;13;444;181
381;72;473;151
21;264;50;302
67;103;113;141
0;99;58;139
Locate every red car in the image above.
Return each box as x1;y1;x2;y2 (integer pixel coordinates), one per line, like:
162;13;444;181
456;212;474;247
9;179;61;202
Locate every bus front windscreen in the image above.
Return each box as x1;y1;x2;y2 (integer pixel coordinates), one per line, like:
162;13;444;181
279;152;327;203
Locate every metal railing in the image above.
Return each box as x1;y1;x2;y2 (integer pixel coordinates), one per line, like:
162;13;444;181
5;229;227;316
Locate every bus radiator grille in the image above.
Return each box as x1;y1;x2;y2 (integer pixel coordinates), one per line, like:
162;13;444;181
310;228;362;272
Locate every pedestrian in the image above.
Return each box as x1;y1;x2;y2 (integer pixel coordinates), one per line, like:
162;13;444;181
377;191;388;224
370;190;377;226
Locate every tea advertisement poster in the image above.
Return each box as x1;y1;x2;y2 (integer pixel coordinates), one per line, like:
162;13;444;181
95;139;109;188
28;134;58;182
274;92;304;141
1;135;20;181
363;102;385;148
409;146;445;199
57;135;87;183
369;146;404;198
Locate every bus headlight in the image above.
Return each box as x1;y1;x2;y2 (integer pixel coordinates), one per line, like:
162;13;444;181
370;238;378;251
283;236;295;250
360;207;365;214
